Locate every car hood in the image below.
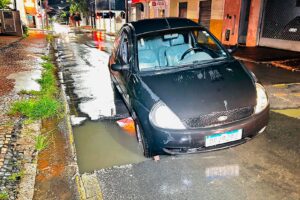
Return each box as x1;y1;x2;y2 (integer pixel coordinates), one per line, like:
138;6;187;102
141;60;256;122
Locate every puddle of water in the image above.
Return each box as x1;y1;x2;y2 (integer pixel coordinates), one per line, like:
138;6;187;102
8;69;41;92
73;120;146;173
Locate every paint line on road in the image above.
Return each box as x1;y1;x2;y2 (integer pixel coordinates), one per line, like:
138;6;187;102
272;82;300;88
272;109;300;119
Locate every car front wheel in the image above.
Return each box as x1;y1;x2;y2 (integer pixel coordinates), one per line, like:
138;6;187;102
133;114;154;158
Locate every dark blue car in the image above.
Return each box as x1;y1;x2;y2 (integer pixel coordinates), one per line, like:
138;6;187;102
109;18;269;157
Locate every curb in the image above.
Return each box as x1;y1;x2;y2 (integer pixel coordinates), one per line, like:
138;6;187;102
60;83;88;200
234;56;300;72
58;51;103;200
270;61;300;72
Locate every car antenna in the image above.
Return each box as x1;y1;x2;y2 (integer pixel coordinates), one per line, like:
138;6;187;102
164;18;171;29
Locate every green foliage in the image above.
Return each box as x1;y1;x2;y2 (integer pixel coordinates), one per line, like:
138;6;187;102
0;191;9;200
10;57;62;121
8;171;24;182
0;0;11;9
18;90;40;96
35;134;48;151
41;55;51;61
46;34;54;42
22;25;29;37
10;97;61;120
41;62;55;70
69;0;88;15
38;61;57;95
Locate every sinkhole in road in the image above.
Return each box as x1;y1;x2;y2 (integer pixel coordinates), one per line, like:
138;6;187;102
55;29;147;173
73;120;146;174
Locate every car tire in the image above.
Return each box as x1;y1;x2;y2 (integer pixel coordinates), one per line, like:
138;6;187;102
133;113;154;158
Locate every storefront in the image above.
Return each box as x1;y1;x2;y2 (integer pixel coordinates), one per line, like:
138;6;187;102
259;0;300;51
95;0;125;32
130;0;168;21
24;0;37;28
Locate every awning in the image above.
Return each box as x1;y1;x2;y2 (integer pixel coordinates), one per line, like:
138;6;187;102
132;0;145;4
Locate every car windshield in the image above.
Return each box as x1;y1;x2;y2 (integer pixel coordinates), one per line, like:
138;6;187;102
137;29;228;72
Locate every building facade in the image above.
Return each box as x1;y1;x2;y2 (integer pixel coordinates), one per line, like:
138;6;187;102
130;0;169;21
130;0;300;52
13;0;45;29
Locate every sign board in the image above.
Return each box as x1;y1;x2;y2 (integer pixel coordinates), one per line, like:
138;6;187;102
150;1;166;9
2;11;16;32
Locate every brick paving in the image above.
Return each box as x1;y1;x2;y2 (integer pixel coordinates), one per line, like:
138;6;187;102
0;36;22;49
0;32;47;199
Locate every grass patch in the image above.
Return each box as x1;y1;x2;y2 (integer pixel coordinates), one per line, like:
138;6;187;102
41;55;51;61
11;97;61;120
18;90;40;96
10;54;62;121
35;134;48;151
0;191;9;200
41;62;54;70
8;171;24;182
46;34;54;42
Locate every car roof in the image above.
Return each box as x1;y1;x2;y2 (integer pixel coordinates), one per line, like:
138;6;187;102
128;18;202;36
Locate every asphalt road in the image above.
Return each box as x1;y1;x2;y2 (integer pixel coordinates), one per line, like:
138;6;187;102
94;38;300;200
56;28;300;200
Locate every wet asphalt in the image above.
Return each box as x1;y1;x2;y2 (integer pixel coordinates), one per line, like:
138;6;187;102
55;26;300;200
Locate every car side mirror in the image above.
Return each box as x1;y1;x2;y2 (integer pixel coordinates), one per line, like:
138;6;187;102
227;44;238;54
111;64;129;71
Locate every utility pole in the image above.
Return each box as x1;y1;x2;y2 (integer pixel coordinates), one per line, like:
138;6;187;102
13;0;17;10
125;0;128;23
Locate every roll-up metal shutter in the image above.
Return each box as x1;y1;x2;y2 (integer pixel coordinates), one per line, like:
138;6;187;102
199;0;212;29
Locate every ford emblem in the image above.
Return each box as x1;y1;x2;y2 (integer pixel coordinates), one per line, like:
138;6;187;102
217;116;228;122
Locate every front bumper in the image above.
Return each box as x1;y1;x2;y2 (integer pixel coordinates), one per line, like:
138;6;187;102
148;107;269;154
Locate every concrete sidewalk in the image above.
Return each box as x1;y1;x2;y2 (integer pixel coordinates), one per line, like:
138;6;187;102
0;31;47;200
0;35;23;49
233;46;300;72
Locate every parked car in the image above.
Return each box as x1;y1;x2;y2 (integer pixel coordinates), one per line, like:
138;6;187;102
109;18;269;157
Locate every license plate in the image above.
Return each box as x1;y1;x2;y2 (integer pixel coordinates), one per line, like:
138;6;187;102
205;129;242;147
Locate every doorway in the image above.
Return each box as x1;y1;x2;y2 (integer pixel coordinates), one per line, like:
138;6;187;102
238;0;251;44
199;0;212;29
179;2;188;18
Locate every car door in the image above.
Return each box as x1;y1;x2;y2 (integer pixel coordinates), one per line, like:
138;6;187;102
111;28;133;105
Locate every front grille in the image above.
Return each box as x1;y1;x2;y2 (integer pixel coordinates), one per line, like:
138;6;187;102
184;107;254;128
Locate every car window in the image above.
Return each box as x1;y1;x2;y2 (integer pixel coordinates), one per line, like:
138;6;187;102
137;28;228;72
118;33;129;65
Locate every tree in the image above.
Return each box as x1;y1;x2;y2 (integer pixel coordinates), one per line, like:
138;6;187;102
0;0;11;9
69;0;88;15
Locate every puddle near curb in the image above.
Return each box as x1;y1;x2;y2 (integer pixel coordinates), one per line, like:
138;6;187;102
73;120;146;174
55;26;147;174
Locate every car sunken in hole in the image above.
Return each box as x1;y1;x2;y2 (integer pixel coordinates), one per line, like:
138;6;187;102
109;18;269;157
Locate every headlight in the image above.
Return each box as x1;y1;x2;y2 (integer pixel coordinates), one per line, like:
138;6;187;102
149;101;186;130
255;83;268;114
